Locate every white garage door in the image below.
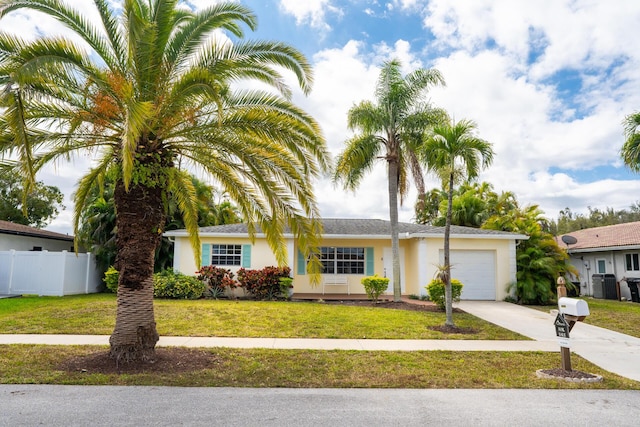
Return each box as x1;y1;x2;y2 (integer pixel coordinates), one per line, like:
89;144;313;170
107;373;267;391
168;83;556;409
440;250;496;300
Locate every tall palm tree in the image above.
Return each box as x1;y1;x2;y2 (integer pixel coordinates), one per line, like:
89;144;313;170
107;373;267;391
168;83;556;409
333;59;445;302
421;119;494;326
0;0;328;362
622;112;640;170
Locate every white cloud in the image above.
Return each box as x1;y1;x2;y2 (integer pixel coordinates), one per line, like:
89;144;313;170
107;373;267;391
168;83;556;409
278;0;343;30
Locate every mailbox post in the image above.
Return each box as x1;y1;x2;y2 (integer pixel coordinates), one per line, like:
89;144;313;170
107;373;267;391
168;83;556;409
555;276;590;371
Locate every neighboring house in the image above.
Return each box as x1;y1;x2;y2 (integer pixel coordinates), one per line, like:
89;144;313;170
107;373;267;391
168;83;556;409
0;220;74;252
0;221;99;296
165;218;528;301
557;221;640;300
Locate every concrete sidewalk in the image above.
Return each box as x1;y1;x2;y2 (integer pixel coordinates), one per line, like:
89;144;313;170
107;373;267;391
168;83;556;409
458;301;640;382
0;333;557;352
1;300;639;382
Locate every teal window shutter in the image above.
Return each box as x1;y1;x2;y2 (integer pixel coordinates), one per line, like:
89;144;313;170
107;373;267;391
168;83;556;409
366;247;374;276
201;244;211;266
297;249;306;275
242;244;252;268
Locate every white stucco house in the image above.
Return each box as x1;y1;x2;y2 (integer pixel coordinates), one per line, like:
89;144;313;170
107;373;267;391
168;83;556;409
165;218;528;301
557;221;640;300
0;220;99;296
0;220;75;252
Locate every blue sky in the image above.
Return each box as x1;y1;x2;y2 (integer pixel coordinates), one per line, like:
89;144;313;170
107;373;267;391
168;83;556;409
3;0;640;233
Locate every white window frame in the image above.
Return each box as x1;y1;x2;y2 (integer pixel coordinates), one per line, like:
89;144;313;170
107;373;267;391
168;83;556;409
211;244;242;266
596;258;607;274
320;246;365;275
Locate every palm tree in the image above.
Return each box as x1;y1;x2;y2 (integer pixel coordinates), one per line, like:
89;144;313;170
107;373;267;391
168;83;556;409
622;112;640;170
333;59;445;302
421;119;494;326
0;0;328;362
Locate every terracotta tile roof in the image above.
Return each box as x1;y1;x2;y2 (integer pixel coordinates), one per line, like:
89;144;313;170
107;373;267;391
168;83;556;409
0;220;74;241
557;221;640;251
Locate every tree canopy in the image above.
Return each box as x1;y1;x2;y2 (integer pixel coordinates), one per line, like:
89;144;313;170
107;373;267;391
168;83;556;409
334;59;445;302
0;0;328;362
420;118;494;325
0;169;64;228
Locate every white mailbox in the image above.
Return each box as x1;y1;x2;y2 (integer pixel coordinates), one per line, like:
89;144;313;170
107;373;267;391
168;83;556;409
558;297;590;317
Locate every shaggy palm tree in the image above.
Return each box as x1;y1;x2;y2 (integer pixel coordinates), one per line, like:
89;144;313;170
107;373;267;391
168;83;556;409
622;112;640;170
0;0;328;362
421;119;494;326
333;59;445;302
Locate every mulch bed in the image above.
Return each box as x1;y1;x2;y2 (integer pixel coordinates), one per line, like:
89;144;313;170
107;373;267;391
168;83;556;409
59;348;223;375
323;299;463;313
536;368;603;383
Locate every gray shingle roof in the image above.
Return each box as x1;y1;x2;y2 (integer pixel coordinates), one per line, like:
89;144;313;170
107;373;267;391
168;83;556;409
169;218;525;239
0;220;74;241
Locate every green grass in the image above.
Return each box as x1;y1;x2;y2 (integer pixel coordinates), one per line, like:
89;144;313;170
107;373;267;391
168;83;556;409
1;345;637;389
0;294;525;340
531;297;640;338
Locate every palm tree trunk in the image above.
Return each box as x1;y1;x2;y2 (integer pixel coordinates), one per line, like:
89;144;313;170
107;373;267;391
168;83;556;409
388;159;402;302
109;178;165;363
444;172;455;326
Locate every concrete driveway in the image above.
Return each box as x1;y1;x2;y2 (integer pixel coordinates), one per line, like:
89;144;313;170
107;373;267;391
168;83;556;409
458;301;640;382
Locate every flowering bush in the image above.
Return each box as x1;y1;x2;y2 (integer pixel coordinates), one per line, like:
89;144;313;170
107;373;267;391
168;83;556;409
237;266;291;300
426;278;463;310
196;266;237;299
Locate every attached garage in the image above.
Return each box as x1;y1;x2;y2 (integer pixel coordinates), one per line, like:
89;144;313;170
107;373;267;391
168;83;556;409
443;250;497;300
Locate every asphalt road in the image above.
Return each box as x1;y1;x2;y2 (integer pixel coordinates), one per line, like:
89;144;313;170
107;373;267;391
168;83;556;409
2;385;639;426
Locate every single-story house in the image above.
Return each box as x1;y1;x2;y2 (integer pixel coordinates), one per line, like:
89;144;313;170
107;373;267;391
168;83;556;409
0;221;99;296
165;218;528;301
0;220;75;252
557;221;640;300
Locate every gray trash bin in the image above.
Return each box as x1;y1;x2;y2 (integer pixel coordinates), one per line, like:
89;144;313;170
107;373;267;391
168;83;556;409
592;274;604;299
603;274;617;300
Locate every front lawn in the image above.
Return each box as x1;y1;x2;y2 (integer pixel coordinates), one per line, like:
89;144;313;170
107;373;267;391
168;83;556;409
532;297;640;338
1;345;638;389
0;294;525;340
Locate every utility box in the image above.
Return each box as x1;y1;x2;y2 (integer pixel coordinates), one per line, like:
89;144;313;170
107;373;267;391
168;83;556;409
592;274;617;299
558;297;590;317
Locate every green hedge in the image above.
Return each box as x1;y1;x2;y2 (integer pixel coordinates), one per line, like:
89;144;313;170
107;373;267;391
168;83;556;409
102;267;205;299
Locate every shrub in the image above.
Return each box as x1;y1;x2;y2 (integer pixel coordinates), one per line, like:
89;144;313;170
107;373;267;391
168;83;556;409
237;266;291;300
104;266;119;293
279;277;294;299
196;266;237;299
153;269;206;299
426;278;463;310
361;274;389;303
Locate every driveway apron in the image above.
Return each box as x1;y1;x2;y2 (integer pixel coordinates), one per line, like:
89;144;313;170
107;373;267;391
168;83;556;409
457;300;640;382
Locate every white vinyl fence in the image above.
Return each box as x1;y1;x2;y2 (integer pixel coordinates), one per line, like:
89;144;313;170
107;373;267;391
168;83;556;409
0;250;101;296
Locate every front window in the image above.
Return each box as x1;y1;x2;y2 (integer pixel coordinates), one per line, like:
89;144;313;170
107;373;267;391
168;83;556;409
211;244;242;266
626;253;640;271
321;247;364;274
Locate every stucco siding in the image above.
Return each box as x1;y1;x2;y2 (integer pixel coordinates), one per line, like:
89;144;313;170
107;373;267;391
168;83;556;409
567;250;638;300
170;227;521;301
423;237;513;301
0;234;74;252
